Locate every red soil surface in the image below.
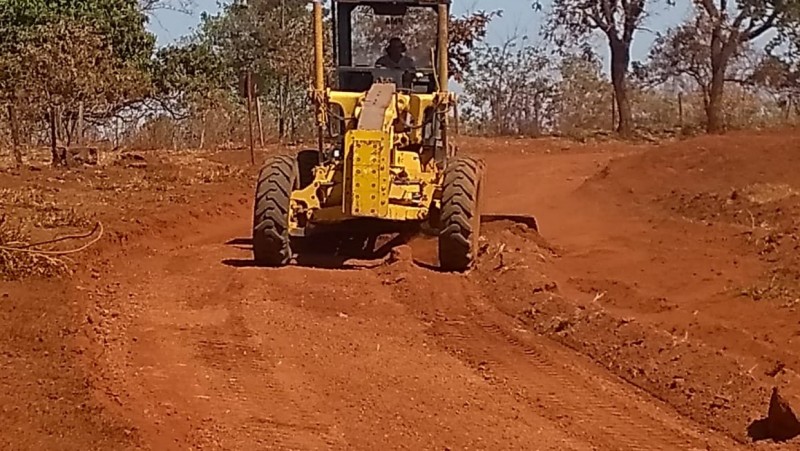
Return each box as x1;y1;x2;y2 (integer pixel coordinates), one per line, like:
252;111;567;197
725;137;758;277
2;129;800;450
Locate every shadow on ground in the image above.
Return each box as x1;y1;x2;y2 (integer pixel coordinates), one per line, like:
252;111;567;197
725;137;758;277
222;232;418;270
225;237;252;251
222;214;538;271
747;388;800;443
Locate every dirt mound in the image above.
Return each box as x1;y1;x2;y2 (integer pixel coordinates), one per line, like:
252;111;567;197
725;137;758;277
583;129;800;198
663;186;800;302
469;220;790;442
375;220;740;448
580;129;800;305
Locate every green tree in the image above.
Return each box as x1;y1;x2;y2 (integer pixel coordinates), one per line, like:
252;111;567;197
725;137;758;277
691;0;799;132
198;0;318;139
0;0;155;162
538;0;651;136
461;37;558;136
16;18;150;163
555;50;613;134
0;0;154;68
751;55;800;118
449;11;500;82
758;8;800;117
153;38;231;146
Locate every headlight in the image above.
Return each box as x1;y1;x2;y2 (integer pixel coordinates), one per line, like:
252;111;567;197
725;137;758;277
332;148;342;159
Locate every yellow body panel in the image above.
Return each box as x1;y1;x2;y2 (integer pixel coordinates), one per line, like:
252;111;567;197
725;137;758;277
329;91;362;127
290;85;450;234
329;90;437;130
345;130;392;218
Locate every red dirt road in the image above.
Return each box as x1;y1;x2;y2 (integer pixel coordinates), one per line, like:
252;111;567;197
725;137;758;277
3;131;800;450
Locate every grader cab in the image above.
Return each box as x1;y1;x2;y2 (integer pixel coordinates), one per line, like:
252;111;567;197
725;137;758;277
251;0;485;271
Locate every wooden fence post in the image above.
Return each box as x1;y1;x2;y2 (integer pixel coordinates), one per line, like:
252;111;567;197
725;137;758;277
246;70;255;165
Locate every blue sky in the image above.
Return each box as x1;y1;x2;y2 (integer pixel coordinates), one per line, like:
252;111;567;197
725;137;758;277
146;0;696;64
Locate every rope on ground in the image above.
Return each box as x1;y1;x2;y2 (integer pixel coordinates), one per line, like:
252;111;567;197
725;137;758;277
0;221;104;256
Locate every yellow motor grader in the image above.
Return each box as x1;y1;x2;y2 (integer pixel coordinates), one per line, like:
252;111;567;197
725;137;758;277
251;0;485;271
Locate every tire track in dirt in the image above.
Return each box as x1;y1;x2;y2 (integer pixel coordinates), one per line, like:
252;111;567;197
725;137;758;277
379;261;742;451
109;243;348;450
234;267;590;450
97;229;588;450
472;321;707;450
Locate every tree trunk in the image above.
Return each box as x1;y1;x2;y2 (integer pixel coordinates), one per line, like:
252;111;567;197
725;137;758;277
246;71;255;165
279;0;287;140
611;89;617;130
113;117;120;149
49;107;60;167
706;67;726;133
8;104;22;167
55;104;67;146
288;93;299;142
609;38;632;136
277;77;286;139
76;101;84;145
705;27;739;134
255;96;265;147
199;111;207;150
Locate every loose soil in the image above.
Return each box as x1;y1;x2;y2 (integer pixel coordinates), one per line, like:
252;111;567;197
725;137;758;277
2;130;800;450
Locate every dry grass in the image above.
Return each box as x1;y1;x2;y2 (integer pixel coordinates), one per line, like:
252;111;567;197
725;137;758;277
1;146;252;281
32;206;95;229
0;187;95;229
0;215;69;280
742;183;797;204
159;153;247;185
0;186;48;208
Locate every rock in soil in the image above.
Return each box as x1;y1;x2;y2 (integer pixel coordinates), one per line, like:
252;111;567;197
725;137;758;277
748;387;800;442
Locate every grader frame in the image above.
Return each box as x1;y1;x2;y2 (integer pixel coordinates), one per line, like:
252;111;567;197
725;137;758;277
251;0;486;271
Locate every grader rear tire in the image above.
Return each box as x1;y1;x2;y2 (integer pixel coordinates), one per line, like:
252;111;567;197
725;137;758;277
438;156;484;272
252;155;297;267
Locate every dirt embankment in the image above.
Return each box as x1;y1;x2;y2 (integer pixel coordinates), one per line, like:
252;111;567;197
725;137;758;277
526;129;800;446
470;222;793;445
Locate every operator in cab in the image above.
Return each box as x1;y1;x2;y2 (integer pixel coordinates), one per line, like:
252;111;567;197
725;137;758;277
375;37;416;70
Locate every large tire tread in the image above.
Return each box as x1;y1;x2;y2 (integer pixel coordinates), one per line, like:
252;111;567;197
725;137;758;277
438;156;484;272
252;154;296;266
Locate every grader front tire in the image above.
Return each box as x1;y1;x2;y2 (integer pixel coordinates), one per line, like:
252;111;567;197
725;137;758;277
252;155;297;267
438;156;484;272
